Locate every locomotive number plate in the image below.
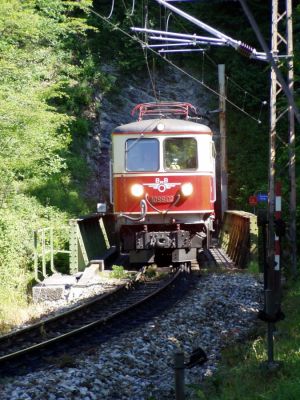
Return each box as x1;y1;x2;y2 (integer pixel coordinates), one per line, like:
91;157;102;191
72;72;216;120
150;195;174;203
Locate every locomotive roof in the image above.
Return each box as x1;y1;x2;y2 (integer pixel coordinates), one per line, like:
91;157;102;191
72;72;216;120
113;118;211;134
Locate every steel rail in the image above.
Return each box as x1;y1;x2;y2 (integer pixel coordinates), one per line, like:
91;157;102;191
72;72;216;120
0;269;181;365
0;284;124;344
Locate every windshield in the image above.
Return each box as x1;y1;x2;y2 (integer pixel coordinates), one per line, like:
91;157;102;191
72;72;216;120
164;137;197;170
126;138;159;171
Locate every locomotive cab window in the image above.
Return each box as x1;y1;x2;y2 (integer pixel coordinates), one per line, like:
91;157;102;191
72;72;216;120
126;138;159;171
164;138;197;170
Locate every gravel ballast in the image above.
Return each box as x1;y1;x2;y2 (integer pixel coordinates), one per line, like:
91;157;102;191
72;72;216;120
0;273;262;400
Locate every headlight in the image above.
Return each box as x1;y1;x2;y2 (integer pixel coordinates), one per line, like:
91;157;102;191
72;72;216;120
181;182;193;197
131;183;144;197
156;122;165;132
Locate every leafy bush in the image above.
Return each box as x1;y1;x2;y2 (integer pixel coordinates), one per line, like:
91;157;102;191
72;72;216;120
110;265;128;279
0;0;101;327
0;194;69;307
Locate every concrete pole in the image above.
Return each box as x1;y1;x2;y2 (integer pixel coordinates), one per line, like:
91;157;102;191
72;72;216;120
218;64;228;219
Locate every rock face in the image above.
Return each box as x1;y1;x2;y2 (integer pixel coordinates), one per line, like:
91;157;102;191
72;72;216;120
85;65;215;206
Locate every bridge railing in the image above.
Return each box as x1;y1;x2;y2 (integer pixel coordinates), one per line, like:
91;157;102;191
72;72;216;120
219;211;258;268
33;227;70;282
33;214;117;281
69;214;116;274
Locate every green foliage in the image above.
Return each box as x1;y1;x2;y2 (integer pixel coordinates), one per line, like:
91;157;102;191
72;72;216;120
110;265;128;279
247;261;260;274
29;177;89;215
0;0;89;189
91;1;151;74
0;0;110;321
144;266;168;280
0;194;69;307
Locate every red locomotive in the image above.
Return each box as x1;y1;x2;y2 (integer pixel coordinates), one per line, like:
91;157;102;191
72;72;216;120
111;102;216;265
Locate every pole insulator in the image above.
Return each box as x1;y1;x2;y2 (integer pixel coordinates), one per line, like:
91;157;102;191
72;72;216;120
237;42;255;58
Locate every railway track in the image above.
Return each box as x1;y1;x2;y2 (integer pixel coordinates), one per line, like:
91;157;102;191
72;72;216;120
0;267;183;372
0;246;237;375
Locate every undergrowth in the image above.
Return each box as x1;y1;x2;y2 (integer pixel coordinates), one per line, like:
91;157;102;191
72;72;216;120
190;275;300;400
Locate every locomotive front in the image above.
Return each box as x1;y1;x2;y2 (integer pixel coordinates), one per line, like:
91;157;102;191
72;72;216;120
111;102;216;265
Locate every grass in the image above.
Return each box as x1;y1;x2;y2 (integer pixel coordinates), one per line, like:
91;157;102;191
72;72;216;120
0;300;51;335
0;265;131;336
191;275;300;400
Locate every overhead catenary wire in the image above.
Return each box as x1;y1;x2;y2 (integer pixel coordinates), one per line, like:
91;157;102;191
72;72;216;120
131;10;268;113
106;0;115;19
130;0;136;16
204;53;268;121
152;0;267;61
139;11;267;107
105;0;267;118
121;0;158;101
203;54;268;120
89;7;265;124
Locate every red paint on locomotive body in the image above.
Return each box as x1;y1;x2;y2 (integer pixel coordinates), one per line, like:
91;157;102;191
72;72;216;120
113;174;214;214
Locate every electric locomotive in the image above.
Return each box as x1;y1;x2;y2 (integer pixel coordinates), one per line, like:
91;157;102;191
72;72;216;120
110;102;216;265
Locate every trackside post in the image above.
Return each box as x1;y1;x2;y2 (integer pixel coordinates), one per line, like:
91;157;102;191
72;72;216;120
258;182;285;369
